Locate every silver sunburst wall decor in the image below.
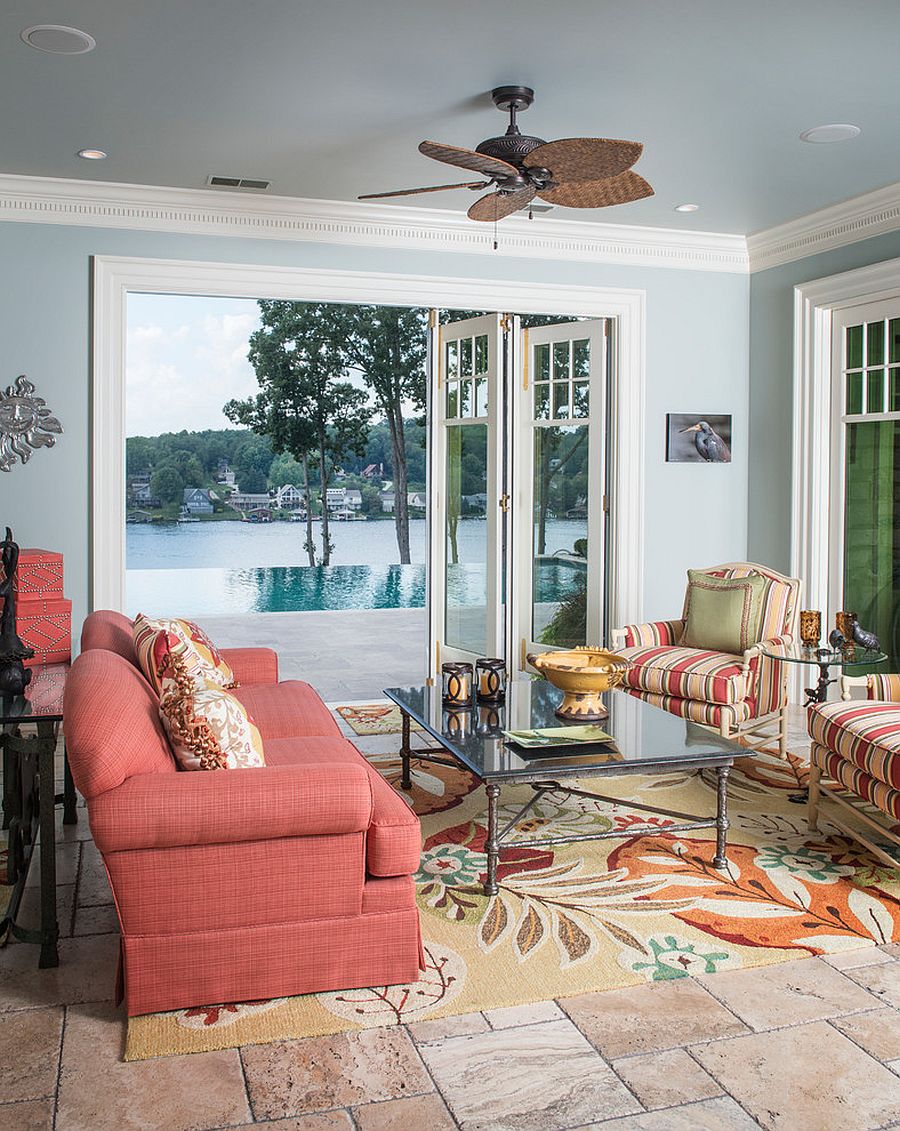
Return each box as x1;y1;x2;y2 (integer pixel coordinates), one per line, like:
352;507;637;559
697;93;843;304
0;375;63;471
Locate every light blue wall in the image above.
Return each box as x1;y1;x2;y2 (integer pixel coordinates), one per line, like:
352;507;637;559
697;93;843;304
0;220;749;635
748;231;900;573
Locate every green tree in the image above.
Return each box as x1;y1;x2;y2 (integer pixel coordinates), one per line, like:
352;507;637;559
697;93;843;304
361;484;383;518
150;464;184;506
236;466;268;494
227;302;371;566
234;436;274;494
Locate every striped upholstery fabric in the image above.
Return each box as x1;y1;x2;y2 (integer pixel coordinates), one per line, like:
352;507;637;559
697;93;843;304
867;673;900;702
812;742;900;822
808;701;900;789
620;646;748;704
621;620;684;648
626;688;751;728
752;637;791;717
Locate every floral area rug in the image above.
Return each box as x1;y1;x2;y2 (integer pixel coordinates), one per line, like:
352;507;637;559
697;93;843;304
125;748;900;1060
333;701;421;736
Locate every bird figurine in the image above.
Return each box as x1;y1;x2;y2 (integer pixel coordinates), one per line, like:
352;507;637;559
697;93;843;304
828;628;846;652
852;621;881;653
679;420;731;463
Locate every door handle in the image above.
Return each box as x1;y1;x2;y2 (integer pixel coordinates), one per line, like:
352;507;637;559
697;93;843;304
498;494;510;512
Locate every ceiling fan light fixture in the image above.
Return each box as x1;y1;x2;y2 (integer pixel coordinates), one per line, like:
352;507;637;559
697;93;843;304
799;123;861;144
674;203;699;212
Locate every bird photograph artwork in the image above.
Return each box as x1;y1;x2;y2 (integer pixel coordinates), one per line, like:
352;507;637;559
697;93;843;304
666;414;732;463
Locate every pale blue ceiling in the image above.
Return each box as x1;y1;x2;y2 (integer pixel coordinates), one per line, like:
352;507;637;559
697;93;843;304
2;0;899;234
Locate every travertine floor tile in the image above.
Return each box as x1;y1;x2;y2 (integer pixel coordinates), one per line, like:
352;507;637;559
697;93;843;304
821;946;893;970
692;1020;900;1130
0;1097;54;1130
0;934;118;1012
14;883;76;940
353;1092;457;1130
56;1001;250;1131
418;1018;640;1131
72;903;119;937
561;978;747;1058
843;958;900;1007
24;844;79;888
75;845;112;907
830;1007;900;1061
577;1095;761;1129
698;957;875;1030
611;1048;721;1110
228;1114;354;1130
483;1000;564;1029
881;943;900;958
407;1012;488;1043
0;1008;63;1103
241;1028;432;1119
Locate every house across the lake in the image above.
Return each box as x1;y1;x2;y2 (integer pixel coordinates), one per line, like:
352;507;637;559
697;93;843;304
182;487;215;515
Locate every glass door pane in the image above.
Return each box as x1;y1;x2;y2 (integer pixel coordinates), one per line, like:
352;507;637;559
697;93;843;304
514;320;607;668
843;420;900;668
428;313;504;671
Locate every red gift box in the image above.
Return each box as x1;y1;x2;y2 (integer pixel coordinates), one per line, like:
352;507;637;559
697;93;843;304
8;548;65;598
17;596;72;668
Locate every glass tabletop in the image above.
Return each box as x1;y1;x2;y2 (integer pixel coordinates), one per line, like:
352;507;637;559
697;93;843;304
758;644;887;669
384;680;742;781
0;663;68;724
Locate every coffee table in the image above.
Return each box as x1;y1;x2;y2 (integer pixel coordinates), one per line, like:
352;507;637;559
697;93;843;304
384;681;745;896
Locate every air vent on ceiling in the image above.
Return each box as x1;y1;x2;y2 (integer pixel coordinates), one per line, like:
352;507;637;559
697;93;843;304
207;175;271;191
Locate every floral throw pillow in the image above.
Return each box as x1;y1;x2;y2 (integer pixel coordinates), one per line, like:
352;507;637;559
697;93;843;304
157;650;265;771
133;613;236;696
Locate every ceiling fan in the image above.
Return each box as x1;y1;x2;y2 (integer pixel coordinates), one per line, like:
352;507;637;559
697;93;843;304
358;85;653;223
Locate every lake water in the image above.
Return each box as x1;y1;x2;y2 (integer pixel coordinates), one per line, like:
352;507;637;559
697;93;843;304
126;518;586;616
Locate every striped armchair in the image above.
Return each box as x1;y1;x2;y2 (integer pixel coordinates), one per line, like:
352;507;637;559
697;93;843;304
610;562;800;755
809;676;900;868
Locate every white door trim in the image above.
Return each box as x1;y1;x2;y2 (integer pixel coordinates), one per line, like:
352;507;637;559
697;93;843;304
792;255;900;621
92;254;645;629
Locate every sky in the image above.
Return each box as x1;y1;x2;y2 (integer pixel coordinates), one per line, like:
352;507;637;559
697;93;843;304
125;293;428;438
126;293;263;437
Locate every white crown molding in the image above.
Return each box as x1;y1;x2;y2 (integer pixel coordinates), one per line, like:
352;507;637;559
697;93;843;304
748;180;900;273
0;172;748;273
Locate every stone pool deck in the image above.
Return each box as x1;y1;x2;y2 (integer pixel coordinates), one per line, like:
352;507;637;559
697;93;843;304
195;607;427;702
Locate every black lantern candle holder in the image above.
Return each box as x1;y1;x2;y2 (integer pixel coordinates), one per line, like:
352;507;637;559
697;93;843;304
442;661;474;707
475;657;506;704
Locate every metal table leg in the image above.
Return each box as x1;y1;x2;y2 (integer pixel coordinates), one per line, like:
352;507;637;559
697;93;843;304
484;782;501;896
399;710;412;791
712;765;730;869
61;741;78;825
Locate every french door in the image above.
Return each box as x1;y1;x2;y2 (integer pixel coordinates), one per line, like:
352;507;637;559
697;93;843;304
427;312;609;678
830;299;900;669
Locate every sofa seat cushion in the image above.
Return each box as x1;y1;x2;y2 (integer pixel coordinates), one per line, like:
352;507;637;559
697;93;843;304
365;770;421;878
620;645;748;705
233;680;342;740
261;736;421;877
808;701;900;790
812;742;900;821
622;687;751;728
262;736;364;767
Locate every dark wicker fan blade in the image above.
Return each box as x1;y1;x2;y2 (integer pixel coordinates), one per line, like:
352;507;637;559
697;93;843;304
419;140;519;179
539;171;653;208
358;181;485;200
467;185;537;222
527;137;643;183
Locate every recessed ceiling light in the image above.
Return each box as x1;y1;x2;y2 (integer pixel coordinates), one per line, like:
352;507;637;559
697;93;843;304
21;25;96;54
800;123;861;144
675;203;699;213
77;148;107;160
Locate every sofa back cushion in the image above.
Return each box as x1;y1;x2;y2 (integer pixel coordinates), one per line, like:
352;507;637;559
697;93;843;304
81;610;137;666
64;649;176;799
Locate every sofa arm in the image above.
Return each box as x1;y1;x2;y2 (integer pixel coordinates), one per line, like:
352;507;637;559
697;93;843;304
743;635;792;715
89;762;373;853
611;619;684;649
221;647;279;685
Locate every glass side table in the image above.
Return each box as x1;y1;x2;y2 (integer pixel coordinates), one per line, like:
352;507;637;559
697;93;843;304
759;644;887;708
1;663;76;968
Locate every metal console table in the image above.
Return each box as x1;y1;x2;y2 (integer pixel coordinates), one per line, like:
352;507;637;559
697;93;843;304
1;663;76;967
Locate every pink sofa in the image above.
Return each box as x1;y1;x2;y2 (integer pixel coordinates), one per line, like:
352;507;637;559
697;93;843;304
64;610;423;1016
